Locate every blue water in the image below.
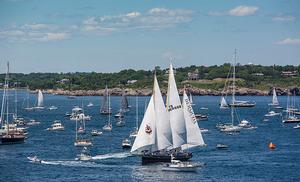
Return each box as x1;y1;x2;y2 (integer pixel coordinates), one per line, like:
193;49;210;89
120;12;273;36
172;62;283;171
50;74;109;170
0;92;299;182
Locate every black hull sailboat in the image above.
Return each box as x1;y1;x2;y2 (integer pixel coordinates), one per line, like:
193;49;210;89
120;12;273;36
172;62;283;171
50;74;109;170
1;134;25;144
142;151;192;164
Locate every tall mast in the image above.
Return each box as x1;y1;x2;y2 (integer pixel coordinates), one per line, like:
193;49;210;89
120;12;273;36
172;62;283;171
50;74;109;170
136;95;138;129
14;82;17;118
108;93;111;124
6;62;10;134
26;85;29;108
232;49;236;103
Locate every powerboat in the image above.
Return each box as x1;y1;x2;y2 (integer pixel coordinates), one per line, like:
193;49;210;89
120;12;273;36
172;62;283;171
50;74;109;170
238;119;257;129
26;119;40;126
114;111;124;118
48;106;58;110
91;129;102;136
162;156;203;172
220;125;241;132
129;128;138;138
229;100;256;107
102;123;112;132
27;156;42;163
216;144;228;149
87;102;94;107
46;120;64;131
199;128;209;133
293;124;300;129
70;107;91;121
265;111;281;117
74;139;92;147
122;138;132;149
75;147;92;161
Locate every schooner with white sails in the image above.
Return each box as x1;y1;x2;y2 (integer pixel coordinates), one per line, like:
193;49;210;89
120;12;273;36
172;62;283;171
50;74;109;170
131;64;205;164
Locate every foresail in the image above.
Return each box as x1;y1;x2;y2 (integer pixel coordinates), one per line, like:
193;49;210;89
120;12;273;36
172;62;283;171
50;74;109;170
182;90;205;150
131;96;157;154
166;63;187;148
153;74;172;150
220;96;228;108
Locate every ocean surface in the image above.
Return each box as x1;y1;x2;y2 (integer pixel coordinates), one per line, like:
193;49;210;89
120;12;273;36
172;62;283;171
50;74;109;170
0;91;299;182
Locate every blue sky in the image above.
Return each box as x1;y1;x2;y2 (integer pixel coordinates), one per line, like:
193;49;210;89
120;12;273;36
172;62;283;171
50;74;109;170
0;0;299;73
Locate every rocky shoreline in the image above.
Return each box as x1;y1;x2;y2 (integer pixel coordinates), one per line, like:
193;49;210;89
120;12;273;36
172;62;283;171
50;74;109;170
41;87;300;96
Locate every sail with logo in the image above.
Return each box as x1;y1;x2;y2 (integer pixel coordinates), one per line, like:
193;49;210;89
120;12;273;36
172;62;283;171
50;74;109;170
131;64;205;164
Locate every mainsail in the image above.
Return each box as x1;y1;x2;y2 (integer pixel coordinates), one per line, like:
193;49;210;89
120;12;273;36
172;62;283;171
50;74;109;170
182;89;205;150
120;90;129;111
166;63;187;148
153;74;172;150
272;88;279;105
100;85;109;113
37;90;44;107
130;96;157;154
220;96;228;108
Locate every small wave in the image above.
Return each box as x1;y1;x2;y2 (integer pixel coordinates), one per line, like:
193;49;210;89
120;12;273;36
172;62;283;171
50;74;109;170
92;152;131;160
41;160;102;168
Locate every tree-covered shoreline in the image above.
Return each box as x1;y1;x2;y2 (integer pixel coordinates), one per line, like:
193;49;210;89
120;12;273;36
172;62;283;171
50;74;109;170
1;64;300;92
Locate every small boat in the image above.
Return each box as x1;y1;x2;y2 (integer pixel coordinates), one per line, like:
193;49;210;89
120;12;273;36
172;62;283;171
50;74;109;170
122;138;132;149
269;142;276;150
74;139;92;147
91;129;102;136
114;111;124;118
26;119;40;126
46;120;64;131
116;119;125;127
162;156;203;172
75;147;92;161
216;144;228;149
103;123;112;132
87;102;94;107
129;129;138;138
220;125;241;132
64;112;71;117
238;119;256;129
293;124;300;129
262;118;269;122
199;128;209;133
48;106;58;110
195;114;208;121
27;156;42;163
265;111;281;117
200;107;208;110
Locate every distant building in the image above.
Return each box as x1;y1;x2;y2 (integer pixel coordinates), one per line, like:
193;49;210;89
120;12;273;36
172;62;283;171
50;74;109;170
281;71;298;76
187;69;199;80
57;78;70;84
252;73;264;76
127;80;137;84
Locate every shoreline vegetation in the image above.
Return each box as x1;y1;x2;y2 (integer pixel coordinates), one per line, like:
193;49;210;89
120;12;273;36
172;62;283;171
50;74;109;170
1;64;300;96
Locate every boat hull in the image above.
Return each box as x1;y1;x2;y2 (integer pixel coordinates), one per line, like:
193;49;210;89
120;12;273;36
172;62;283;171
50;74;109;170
229;103;255;107
1;135;25;144
142;152;192;165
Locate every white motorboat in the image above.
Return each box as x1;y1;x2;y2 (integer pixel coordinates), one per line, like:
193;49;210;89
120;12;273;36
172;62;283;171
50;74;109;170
238;119;257;129
199;128;209;133
265;111;281;117
103;123;112;132
162;157;203;172
122;138;132;149
216;144;228;149
91;129;102;136
48;106;58;110
129;128;138;138
27;156;42;163
70;107;91;121
26;119;40;126
293;124;300;129
87;102;94;107
220;125;241;132
75;147;92;161
46;120;64;131
282;116;300;123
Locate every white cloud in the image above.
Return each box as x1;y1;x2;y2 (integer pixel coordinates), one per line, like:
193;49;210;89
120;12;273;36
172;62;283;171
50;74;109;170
273;15;295;22
277;38;300;45
81;8;194;34
228;6;259;16
0;23;70;42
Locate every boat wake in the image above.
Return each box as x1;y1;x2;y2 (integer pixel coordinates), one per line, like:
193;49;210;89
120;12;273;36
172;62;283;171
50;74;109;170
92;152;131;160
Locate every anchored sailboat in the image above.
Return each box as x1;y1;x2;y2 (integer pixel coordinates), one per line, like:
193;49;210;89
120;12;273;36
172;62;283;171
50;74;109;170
131;64;205;164
269;88;280;106
103;94;113;131
129;96;139;138
0;62;25;144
